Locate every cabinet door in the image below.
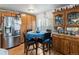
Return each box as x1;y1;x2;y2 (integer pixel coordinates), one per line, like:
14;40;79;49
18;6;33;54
31;16;36;31
11;12;16;16
53;36;58;50
70;40;79;55
60;37;64;54
26;15;32;30
57;37;61;52
21;14;27;43
0;12;2;25
63;39;69;54
2;12;12;16
0;34;1;48
21;14;27;33
53;36;60;52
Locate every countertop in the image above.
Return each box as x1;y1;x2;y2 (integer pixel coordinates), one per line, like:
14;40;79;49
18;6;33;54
52;32;79;39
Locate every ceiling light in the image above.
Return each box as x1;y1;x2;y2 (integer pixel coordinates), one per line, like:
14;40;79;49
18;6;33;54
27;4;35;13
21;14;26;16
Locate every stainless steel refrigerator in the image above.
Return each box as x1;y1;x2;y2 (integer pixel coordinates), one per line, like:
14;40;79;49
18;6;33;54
3;16;21;48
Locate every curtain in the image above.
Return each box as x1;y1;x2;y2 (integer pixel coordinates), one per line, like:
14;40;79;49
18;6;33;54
36;11;54;32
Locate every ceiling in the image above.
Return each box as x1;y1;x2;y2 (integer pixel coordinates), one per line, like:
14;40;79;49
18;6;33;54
0;4;69;15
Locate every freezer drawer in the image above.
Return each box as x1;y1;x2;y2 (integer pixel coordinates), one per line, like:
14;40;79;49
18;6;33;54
3;35;21;49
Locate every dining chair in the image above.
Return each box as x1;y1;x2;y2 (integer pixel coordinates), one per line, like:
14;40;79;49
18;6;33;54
26;29;32;32
40;32;52;55
23;33;36;55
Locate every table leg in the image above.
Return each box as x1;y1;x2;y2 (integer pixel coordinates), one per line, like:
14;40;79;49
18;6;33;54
36;42;38;55
35;38;38;55
43;43;45;55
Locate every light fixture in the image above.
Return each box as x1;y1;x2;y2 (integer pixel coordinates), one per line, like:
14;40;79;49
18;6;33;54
27;4;35;13
21;14;26;16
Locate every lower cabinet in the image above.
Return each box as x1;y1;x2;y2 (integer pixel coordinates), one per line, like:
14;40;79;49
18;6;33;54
53;35;60;52
62;39;69;54
52;34;79;55
70;39;79;55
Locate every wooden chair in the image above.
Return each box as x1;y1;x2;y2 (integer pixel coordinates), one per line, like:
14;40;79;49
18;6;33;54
39;33;52;55
23;33;36;55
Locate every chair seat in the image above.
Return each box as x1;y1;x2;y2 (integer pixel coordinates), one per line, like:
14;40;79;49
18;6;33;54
27;41;35;44
43;39;52;44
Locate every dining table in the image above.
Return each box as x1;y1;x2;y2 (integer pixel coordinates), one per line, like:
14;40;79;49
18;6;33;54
26;31;45;55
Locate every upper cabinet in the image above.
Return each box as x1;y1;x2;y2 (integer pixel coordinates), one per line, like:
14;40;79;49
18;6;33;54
67;12;79;25
0;12;2;25
31;15;36;31
0;11;17;26
53;5;79;35
21;14;36;33
53;11;65;33
55;15;64;26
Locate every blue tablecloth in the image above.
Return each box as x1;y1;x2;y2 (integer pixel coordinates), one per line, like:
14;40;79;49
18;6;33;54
26;32;45;41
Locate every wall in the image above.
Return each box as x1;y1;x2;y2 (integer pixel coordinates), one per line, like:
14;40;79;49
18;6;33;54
36;11;54;32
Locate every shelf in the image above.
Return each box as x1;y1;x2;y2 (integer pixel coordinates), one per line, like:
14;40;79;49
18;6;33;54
54;24;64;27
53;5;79;35
67;24;79;27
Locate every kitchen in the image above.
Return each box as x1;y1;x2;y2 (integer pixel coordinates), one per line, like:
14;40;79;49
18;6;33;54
0;4;79;55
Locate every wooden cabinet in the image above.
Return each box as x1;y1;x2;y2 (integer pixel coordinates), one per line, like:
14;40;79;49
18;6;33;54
53;35;69;54
21;14;36;43
70;39;79;55
52;34;79;55
31;16;36;31
0;12;2;25
0;33;2;48
52;34;69;54
53;5;79;34
2;12;11;16
58;36;64;54
53;35;59;51
11;12;16;16
53;5;79;55
21;14;27;33
26;15;32;30
53;35;61;52
26;15;36;31
21;14;36;32
2;12;16;17
62;38;69;54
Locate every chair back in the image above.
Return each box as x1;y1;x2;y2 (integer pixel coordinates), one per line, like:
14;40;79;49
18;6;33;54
26;29;32;32
44;33;51;39
23;33;28;44
46;29;51;33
